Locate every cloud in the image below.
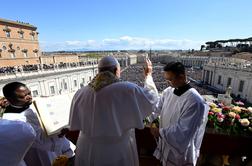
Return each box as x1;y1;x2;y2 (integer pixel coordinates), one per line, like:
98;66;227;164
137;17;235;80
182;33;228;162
40;36;203;51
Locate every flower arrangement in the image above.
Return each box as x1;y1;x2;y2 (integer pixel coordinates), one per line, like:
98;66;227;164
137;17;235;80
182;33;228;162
143;100;252;136
207;100;252;136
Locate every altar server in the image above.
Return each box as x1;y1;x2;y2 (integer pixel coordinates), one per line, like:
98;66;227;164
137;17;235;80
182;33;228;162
2;82;75;166
149;62;209;166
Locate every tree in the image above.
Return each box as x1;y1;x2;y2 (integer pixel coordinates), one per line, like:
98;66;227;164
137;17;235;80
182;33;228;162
200;45;205;51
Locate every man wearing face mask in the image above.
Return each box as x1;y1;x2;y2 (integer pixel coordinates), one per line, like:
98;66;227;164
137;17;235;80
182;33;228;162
2;82;75;166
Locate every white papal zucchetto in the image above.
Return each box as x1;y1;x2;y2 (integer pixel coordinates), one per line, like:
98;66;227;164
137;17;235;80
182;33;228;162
98;56;119;68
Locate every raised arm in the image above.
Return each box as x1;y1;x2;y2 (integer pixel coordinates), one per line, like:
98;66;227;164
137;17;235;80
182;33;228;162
143;58;164;122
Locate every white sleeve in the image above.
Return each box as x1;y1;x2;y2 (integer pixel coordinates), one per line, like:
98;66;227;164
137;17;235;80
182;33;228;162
144;75;158;95
24;109;65;152
69;90;82;131
159;101;206;157
144;85;167;123
133;75;159;118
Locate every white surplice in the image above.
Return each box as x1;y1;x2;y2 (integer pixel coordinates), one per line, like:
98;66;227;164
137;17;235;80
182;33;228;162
150;87;209;166
3;108;75;166
70;75;158;166
0;119;36;166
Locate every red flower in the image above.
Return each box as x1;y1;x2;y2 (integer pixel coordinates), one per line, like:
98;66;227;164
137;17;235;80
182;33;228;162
208;111;214;115
235;114;240;120
222;106;231;112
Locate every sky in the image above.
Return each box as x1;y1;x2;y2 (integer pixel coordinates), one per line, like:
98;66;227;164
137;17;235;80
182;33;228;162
1;0;252;51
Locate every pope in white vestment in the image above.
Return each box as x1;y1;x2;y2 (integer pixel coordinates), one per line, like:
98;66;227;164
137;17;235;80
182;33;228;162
70;56;158;166
0;119;36;166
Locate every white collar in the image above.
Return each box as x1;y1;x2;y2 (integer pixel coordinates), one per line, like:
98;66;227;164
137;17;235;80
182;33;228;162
10;104;24;109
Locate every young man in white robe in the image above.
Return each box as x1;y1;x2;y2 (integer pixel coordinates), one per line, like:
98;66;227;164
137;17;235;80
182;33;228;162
2;82;75;166
0;97;36;166
69;56;158;166
149;62;209;166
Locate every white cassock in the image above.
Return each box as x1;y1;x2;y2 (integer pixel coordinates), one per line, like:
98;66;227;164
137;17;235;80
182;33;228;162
0;119;36;166
70;75;158;166
149;87;209;166
3;108;75;166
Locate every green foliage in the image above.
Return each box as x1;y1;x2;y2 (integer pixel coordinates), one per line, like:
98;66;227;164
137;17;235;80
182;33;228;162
85;53;102;58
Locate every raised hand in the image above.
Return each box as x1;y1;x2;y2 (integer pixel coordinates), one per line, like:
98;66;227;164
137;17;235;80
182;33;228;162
144;57;153;77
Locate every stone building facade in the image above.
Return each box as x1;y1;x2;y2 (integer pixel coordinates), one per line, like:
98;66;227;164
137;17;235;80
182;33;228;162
0;18;40;66
202;58;252;103
0;65;98;97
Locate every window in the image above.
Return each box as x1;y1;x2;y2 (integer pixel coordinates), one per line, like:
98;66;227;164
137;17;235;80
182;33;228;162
30;31;36;40
19;33;24;39
74;80;77;87
32;90;39;97
89;76;92;81
10;52;16;58
23;52;28;58
3;26;11;38
238;80;245;92
217;75;222;85
82;78;85;84
64;82;67;90
63;79;67;90
18;29;24;39
227;78;232;87
50;86;55;95
60;82;63;89
22;49;28;57
33;49;39;57
6;31;10;38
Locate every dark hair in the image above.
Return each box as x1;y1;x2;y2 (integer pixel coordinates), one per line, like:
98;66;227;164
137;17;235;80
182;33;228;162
98;66;117;74
163;62;185;76
2;82;26;100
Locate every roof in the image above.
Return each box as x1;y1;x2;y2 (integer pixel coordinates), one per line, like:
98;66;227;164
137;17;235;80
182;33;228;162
0;18;37;30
